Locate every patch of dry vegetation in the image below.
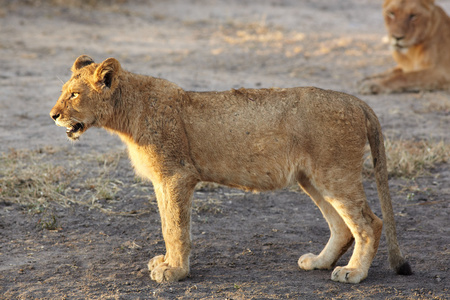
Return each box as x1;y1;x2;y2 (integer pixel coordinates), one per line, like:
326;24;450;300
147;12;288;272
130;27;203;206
0;147;130;212
420;98;450;115
193;197;223;215
364;137;449;179
219;19;303;47
0;0;128;7
0;0;131;16
0;147;75;207
212;17;305;57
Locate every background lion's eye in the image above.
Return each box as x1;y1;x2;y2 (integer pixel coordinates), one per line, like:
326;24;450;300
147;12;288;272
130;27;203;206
71;92;79;99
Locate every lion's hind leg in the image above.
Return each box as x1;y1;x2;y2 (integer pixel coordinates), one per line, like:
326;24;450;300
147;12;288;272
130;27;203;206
326;188;383;283
297;175;354;271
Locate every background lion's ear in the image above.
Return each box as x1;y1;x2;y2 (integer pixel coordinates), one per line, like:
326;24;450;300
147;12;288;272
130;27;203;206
71;55;95;72
93;58;121;91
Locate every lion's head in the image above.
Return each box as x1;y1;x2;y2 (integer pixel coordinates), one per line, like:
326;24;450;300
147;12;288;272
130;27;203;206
383;0;436;50
50;55;121;140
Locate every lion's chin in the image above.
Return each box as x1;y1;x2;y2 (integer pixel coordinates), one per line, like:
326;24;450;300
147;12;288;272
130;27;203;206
66;122;85;140
389;39;411;52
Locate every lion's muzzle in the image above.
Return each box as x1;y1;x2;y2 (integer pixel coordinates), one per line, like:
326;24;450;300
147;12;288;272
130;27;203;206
50;109;85;140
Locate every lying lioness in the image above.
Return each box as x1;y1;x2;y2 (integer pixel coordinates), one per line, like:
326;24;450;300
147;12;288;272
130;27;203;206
359;0;450;94
50;55;412;283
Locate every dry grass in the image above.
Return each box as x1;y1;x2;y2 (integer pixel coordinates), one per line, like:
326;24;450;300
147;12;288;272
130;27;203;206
364;137;449;179
0;147;75;207
0;147;129;213
0;0;128;7
420;99;450;114
0;0;131;16
193;198;223;215
213;17;305;57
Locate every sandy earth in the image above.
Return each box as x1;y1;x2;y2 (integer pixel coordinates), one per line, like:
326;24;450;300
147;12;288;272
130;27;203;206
0;0;449;299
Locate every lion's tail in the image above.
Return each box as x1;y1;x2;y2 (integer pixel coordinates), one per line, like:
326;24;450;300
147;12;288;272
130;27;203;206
364;105;413;276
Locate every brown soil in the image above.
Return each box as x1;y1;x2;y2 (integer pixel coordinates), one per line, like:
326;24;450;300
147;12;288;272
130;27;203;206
0;0;448;299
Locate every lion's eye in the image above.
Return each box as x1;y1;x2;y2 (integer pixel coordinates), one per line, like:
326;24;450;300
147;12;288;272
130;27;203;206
70;92;79;99
387;11;395;19
409;14;417;21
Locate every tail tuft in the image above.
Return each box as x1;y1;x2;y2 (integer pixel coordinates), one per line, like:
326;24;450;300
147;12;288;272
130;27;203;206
396;261;413;276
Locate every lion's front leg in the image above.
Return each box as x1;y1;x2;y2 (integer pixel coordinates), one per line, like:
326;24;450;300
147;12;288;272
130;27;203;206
358;67;446;94
358;67;403;94
148;176;197;283
148;255;165;271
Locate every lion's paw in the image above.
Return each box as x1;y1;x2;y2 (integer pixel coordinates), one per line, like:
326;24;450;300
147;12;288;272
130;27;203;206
150;263;189;283
298;253;332;270
358;79;382;95
148;255;165;271
298;253;319;270
331;266;367;284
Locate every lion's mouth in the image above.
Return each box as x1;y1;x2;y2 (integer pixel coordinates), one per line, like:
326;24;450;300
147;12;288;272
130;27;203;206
66;122;84;134
390;39;409;51
66;123;84;139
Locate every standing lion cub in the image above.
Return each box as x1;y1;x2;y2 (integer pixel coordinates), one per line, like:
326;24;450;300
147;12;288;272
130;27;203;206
50;55;412;284
359;0;450;94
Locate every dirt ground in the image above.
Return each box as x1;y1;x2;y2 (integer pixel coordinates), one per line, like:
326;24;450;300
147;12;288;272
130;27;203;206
0;0;449;299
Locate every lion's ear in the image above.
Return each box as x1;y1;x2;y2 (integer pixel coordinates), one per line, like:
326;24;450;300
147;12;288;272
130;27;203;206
423;0;435;9
93;58;121;91
71;55;95;72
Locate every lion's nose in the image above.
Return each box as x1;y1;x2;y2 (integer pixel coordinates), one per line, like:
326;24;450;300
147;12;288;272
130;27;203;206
51;112;60;121
392;35;404;41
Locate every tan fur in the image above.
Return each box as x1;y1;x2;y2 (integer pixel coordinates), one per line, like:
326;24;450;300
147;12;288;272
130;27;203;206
50;55;412;283
359;0;450;94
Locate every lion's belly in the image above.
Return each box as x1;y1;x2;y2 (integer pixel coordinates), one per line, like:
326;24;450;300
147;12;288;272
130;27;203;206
197;160;298;192
189;134;302;191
